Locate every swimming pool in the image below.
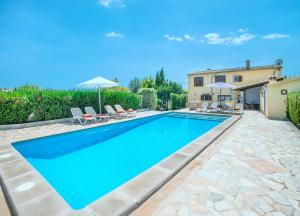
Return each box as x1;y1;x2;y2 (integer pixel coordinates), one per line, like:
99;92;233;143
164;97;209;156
13;112;228;209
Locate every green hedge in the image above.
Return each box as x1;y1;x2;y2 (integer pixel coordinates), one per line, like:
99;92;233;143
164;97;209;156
170;93;187;110
287;92;300;129
138;88;157;110
0;89;140;125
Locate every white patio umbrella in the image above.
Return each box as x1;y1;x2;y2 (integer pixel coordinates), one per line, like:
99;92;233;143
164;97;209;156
77;76;119;114
206;82;236;104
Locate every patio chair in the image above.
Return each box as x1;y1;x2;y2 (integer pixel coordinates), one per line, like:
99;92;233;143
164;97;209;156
70;108;96;125
233;103;244;115
207;102;219;112
104;105;127;119
84;107;110;122
196;102;208;112
115;104;137;118
221;102;233;113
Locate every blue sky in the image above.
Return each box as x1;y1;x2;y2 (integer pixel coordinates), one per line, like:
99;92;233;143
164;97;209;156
0;0;299;89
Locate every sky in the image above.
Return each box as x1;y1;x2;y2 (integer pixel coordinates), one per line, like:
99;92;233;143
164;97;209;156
0;0;300;89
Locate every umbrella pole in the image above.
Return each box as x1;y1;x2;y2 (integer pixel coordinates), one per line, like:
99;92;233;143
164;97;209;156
99;88;101;114
219;88;221;106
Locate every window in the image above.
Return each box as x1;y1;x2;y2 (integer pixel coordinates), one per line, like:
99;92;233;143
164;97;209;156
201;94;212;101
215;75;226;83
218;95;232;101
194;77;203;86
233;75;243;82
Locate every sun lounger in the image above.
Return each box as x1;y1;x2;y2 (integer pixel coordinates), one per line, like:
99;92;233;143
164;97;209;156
104;105;127;119
70;108;96;125
84;107;109;122
115;104;137;118
233;103;244;115
206;102;219;112
221;102;233;113
196;102;208;112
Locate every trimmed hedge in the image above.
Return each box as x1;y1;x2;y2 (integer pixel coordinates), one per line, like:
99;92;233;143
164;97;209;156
287;92;300;129
138;88;157;110
0;89;140;125
170;93;187;110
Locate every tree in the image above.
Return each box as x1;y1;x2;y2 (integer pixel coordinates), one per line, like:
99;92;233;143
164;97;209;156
138;88;157;110
157;84;171;109
155;67;166;87
168;81;183;94
141;76;155;88
128;77;141;93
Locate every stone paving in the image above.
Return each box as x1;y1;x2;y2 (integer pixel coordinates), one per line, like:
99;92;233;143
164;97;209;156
131;111;300;216
1;111;299;216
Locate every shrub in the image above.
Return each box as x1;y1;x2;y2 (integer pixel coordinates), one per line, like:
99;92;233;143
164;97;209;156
157;99;163;110
179;94;187;108
287;92;300;129
170;93;188;110
0;88;140;125
138;88;157;110
171;93;180;110
0;96;30;124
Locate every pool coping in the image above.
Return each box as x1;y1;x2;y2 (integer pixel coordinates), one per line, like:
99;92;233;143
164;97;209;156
0;111;241;216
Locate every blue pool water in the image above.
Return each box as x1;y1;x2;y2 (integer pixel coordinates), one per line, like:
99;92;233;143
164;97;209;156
13;112;228;209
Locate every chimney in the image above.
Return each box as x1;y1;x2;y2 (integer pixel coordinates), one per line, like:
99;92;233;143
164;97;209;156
245;60;250;70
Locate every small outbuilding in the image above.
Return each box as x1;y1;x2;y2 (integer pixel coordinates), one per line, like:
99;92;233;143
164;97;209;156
260;76;300;120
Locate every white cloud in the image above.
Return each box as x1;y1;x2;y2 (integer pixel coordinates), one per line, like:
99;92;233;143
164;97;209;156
205;33;231;45
183;34;194;40
231;33;256;45
106;31;123;38
164;34;183;42
262;33;290;40
204;32;255;45
98;0;125;8
164;33;195;42
238;28;248;33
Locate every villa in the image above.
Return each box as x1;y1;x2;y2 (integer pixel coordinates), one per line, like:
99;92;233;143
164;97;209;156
188;60;300;120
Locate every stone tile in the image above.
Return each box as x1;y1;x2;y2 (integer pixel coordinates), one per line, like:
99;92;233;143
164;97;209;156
16;192;70;216
119;167;171;203
267;191;290;206
0;159;32;180
180;142;202;155
214;200;233;211
89;191;138;216
5;171;53;206
157;153;190;173
247;159;288;174
0;150;20;164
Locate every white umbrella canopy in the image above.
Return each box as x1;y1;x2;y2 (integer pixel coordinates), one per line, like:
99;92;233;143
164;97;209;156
206;82;236;104
206;82;236;89
77;76;119;114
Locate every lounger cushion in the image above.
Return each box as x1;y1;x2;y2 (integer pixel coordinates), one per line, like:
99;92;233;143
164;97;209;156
83;114;93;117
96;114;108;117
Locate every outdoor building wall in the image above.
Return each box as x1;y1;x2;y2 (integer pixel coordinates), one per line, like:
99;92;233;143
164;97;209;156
188;68;279;104
266;78;300;120
260;90;265;113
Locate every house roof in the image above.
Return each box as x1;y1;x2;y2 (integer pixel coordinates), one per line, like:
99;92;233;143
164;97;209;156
234;77;285;90
188;64;280;76
234;80;269;90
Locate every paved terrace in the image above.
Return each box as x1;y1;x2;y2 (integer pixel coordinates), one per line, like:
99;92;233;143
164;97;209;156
132;111;300;216
0;111;299;216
